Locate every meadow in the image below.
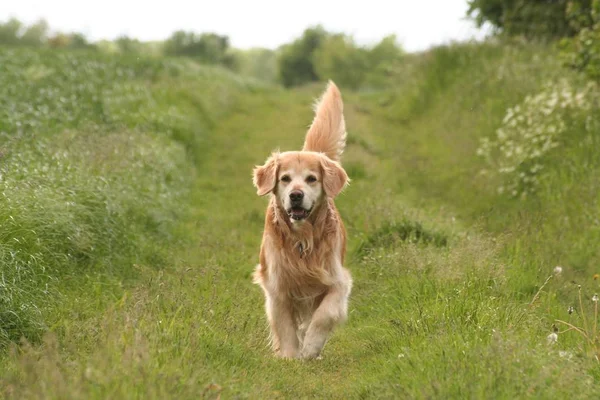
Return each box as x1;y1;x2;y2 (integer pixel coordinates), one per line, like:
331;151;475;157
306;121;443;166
1;40;600;398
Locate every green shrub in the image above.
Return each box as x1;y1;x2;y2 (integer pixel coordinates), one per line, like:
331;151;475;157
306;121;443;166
313;34;369;90
163;31;236;67
356;219;448;255
231;48;278;83
561;0;600;81
313;34;403;90
477;79;598;197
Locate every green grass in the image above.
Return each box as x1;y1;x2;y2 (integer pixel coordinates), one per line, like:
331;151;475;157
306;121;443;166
1;41;600;398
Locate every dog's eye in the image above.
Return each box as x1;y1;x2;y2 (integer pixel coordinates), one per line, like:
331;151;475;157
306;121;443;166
306;175;317;183
280;175;291;183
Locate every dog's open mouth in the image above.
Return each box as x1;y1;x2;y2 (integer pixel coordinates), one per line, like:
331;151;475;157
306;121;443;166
287;206;312;221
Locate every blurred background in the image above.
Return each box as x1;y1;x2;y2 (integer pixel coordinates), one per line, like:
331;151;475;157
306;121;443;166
1;0;491;87
2;1;598;86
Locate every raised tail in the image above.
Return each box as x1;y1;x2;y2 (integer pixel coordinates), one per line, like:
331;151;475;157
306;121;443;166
302;81;346;163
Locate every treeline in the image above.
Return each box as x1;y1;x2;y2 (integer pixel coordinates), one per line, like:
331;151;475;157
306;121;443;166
0;18;92;49
468;0;600;80
3;2;599;86
278;26;403;89
0;18;403;89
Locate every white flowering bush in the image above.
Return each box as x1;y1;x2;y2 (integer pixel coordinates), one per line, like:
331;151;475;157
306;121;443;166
477;80;598;197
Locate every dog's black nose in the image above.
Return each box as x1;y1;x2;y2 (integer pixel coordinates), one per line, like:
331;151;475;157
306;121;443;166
290;190;304;203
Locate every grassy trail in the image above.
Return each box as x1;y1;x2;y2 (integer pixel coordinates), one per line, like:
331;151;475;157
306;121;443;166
159;85;597;398
3;66;599;398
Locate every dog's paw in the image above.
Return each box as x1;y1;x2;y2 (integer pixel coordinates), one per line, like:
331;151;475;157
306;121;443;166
276;349;299;359
299;347;322;360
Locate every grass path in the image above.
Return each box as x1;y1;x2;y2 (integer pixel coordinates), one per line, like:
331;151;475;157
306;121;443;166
3;82;599;398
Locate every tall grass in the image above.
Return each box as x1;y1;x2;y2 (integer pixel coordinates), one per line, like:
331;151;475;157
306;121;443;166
0;47;255;348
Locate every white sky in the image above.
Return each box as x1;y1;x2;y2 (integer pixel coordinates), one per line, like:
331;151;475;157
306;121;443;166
1;0;489;52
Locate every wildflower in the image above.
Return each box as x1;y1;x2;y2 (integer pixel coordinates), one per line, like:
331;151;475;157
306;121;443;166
568;306;574;315
593;294;599;303
559;350;573;360
594;274;599;280
476;80;595;197
554;266;563;275
547;332;558;345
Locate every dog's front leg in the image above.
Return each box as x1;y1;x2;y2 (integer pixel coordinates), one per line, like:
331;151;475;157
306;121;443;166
300;284;349;359
266;294;299;358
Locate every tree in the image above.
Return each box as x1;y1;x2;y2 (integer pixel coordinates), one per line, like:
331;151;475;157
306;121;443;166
363;35;404;87
232;48;278;82
468;0;575;38
0;18;22;45
562;0;600;80
115;36;143;54
48;32;92;49
313;34;369;89
163;31;233;66
20;19;49;46
69;33;91;49
278;26;329;87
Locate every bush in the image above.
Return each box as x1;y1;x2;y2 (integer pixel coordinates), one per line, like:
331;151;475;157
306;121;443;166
231;48;278;83
19;20;49;47
561;0;600;81
477;79;598;197
313;34;369;89
164;31;236;68
0;18;22;45
313;34;403;89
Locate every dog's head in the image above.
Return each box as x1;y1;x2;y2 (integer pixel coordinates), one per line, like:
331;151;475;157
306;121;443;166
253;151;348;223
253;81;348;224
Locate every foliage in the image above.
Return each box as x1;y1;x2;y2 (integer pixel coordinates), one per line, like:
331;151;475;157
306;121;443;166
48;33;94;50
114;35;145;54
163;31;236;67
19;19;49;47
231;47;278;83
0;19;238;69
468;0;575;38
561;0;600;81
279;27;403;89
363;35;405;87
0;18;22;45
313;34;369;89
278;26;328;87
0;18;49;46
468;0;600;82
477;79;598;197
0;47;251;348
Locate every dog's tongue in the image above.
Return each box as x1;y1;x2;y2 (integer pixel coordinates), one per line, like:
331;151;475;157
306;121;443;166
291;208;305;217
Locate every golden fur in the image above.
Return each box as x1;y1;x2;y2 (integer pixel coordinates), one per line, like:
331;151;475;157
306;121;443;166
252;82;352;359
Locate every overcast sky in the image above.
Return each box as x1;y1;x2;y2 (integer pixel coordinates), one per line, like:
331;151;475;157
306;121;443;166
2;0;489;52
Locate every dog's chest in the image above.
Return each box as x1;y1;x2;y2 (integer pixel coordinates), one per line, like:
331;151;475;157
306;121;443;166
269;245;332;286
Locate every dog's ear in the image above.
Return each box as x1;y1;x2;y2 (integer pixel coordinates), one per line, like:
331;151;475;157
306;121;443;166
253;153;279;196
320;156;349;198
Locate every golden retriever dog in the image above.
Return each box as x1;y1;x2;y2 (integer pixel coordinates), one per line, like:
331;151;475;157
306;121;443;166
252;81;352;359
